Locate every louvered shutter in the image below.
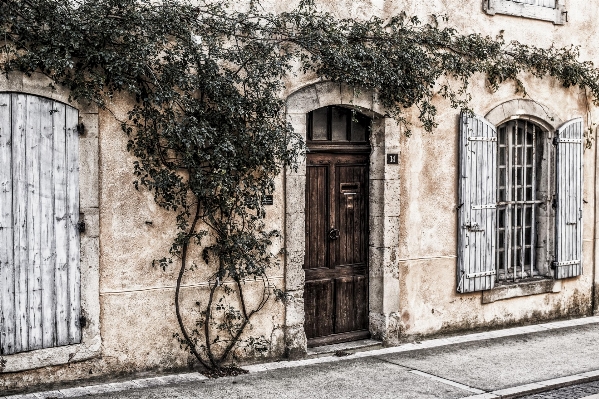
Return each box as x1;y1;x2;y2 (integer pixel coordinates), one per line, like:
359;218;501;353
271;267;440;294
0;93;81;355
554;118;583;279
457;112;497;293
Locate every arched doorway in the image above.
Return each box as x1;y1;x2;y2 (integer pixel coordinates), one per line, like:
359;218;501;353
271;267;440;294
303;105;371;347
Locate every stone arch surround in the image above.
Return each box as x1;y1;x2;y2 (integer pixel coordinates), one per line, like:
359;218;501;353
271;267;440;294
283;82;403;356
485;98;563;130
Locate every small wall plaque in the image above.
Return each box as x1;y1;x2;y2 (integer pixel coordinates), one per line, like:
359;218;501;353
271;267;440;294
386;154;398;164
262;195;274;205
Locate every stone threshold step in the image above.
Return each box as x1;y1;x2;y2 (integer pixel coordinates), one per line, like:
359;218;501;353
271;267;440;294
306;339;382;357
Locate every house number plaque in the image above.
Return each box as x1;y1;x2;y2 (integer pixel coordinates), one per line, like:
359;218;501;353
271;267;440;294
387;154;398;164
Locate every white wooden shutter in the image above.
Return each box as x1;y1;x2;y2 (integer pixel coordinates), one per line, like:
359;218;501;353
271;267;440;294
0;93;81;355
554;118;583;279
457;112;497;293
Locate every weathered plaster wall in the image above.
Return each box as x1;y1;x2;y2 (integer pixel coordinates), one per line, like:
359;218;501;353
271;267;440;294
3;0;599;392
278;0;599;341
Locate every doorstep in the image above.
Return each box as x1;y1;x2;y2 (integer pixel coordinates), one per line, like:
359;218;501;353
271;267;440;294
306;339;382;357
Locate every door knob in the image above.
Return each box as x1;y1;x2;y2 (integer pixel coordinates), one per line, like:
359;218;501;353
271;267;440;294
328;228;340;240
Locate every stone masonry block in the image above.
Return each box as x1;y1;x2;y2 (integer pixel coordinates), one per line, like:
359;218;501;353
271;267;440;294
284;323;307;359
80;207;99;238
286;174;306;215
369;147;386;180
286;85;319;114
79;137;99;209
369;179;385;218
384;180;401;218
314;81;342;108
80;113;99;138
382;216;401;248
0;71;24;92
285;250;306;291
369;216;385;248
339;84;374;111
284;291;305;326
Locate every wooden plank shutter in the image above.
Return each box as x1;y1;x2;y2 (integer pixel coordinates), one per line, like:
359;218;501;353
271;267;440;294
554;118;583;279
0;94;15;355
0;93;81;355
457;112;497;293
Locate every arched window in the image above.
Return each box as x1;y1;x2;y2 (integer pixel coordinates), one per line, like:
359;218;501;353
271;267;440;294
457;112;583;293
496;119;551;281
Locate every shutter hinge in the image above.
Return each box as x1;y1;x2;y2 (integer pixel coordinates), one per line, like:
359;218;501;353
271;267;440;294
77;123;85;136
552;260;580;267
553;135;559;146
472;204;496;210
466;270;496;278
463;223;485;232
77;221;86;233
555;138;581;144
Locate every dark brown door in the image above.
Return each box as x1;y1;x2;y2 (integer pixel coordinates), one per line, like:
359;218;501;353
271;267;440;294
304;152;369;347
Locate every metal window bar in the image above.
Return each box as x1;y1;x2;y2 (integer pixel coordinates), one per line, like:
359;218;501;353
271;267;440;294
497;120;542;282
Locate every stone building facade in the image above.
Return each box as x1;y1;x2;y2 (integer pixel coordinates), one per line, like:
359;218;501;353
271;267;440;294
2;0;599;391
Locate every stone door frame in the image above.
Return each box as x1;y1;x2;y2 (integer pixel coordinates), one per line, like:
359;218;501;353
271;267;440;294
283;82;402;356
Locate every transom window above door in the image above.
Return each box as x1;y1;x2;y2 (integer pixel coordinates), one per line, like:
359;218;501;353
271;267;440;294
307;106;371;144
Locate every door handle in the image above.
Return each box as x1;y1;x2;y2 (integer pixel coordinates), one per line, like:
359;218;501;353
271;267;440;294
329;228;340;240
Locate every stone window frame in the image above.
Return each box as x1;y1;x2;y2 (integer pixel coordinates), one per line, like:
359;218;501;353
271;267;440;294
283;82;403;354
483;0;566;24
483;99;564;301
0;72;100;373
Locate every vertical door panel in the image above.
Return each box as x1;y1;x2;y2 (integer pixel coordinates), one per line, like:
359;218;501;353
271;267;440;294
53;102;70;346
305;166;329;270
338;165;367;266
39;97;56;349
304;279;334;338
0;94;14;355
26;94;43;350
65;105;81;344
335;277;355;333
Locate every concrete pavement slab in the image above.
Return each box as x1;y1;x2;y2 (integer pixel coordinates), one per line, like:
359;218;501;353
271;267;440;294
58;357;471;399
375;323;599;392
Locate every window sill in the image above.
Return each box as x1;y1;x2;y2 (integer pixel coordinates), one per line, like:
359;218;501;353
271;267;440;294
482;278;561;304
484;0;565;24
0;336;101;373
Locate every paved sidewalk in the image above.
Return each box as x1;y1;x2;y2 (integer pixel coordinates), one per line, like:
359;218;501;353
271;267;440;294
4;316;599;399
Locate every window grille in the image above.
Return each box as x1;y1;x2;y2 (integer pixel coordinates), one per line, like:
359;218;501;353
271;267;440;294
497;120;543;282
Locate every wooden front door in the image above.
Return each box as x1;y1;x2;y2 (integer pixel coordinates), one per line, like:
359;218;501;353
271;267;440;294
304;152;370;346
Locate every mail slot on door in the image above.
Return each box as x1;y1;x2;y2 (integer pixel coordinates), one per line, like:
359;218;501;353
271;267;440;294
340;183;360;210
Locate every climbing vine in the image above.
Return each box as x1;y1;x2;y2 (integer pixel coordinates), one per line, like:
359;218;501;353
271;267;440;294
2;0;599;374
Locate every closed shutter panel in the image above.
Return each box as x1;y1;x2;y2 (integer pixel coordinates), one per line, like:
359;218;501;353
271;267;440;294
457;112;497;293
510;0;555;7
0;93;81;355
554;118;583;279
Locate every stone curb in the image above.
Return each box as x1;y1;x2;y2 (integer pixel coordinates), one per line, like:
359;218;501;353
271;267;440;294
3;316;599;399
463;369;599;398
0;373;208;399
243;315;599;373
